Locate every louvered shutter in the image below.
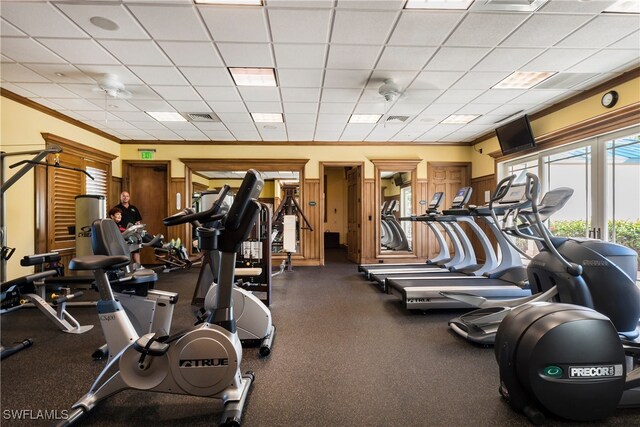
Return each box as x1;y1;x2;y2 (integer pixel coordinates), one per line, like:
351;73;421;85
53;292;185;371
50;153;82;250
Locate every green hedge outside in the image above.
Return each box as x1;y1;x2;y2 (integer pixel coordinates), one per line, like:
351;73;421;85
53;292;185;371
550;219;640;256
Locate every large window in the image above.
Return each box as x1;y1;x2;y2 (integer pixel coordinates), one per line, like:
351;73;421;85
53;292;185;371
500;126;640;271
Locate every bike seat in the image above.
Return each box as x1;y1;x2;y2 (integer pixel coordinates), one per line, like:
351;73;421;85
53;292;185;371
133;330;170;356
69;255;130;271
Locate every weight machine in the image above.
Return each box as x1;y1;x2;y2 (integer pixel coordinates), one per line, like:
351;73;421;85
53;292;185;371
272;185;312;271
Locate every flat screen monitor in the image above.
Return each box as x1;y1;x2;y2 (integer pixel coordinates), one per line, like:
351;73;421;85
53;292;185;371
495;115;536;156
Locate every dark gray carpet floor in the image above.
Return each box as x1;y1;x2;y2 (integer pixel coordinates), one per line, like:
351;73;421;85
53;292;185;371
1;248;639;426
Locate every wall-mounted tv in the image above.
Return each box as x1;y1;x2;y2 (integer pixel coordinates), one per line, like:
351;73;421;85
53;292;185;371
495;114;536;156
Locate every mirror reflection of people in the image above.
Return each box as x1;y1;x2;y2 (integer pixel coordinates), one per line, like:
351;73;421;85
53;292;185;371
114;191;143;266
108;207;126;233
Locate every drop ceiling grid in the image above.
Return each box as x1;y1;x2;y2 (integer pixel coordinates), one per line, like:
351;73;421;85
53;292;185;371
0;1;638;143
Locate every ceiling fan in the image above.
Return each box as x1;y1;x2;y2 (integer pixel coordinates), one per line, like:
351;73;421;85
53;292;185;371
92;73;132;99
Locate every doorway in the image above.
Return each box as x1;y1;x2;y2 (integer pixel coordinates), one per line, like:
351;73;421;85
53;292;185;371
320;162;363;265
122;161;170;265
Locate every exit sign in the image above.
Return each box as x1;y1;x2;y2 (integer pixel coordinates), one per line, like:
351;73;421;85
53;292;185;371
139;150;154;160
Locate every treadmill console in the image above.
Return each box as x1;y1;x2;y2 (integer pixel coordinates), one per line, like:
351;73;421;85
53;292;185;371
497;183;527;205
427;192;444;210
451;187;472;208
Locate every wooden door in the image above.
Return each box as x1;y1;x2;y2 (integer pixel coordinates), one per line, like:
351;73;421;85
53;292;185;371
427;164;470;260
347;166;361;263
122;162;169;265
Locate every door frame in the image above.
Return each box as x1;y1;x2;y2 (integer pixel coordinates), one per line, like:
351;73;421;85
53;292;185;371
319;162;364;265
121;160;172;217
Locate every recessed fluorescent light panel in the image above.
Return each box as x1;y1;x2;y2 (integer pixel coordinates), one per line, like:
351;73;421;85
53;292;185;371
146;111;187;122
405;0;473;9
251;113;283;123
229;68;276;86
493;71;556;89
194;0;262;5
441;114;479;124
604;0;640;13
348;114;382;124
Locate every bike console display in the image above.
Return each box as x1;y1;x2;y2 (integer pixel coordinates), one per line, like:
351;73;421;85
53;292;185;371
450;187;472;208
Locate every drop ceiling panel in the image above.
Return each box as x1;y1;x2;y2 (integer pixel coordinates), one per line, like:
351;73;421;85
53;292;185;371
324;70;371;88
168;100;211;112
522;48;598;71
61;83;112;99
376;46;436;70
352;103;386;114
473;48;544;72
321;88;361;103
424;47;491;71
285;113;317;123
273;44;327;69
23;64;95;84
1;19;26;37
200;7;269;42
331;10;399;45
99;40;172;66
268;9;332;43
193;122;227;131
327;45;381;69
158;42;223;67
337;0;405;9
366;71;418;90
207;101;248;113
317;114;350;124
387;103;425;115
286;123;315;132
195;86;241;102
202;130;235;140
319;102;355;114
437;89;484;103
128;99;175;112
1;64;50;83
557;15;640;48
283;102;319;114
76;65;145;85
510;89;568;105
472;89;526;104
540;0;617;14
88;99;138;111
287;131;314;141
38;39;118;65
280;88;321;102
420;103;465;115
267;0;334;8
445;13;528;47
181;67;234;86
128;121;168;130
231;130;261;141
1;2;87;38
245;101;283;113
501;14;594;47
14;83;78;98
144;129;182;139
455;103;499;115
568;49;640;73
388;11;462;46
127;5;209;41
79;111;122;121
216;43;274;67
238;87;281;102
1;38;66;63
56;3;149;40
611;31;640;49
315;131;344;141
278;69;324;87
129;66;189;86
398;90;442;103
216;112;253;123
409;71;465;90
48;98;104;111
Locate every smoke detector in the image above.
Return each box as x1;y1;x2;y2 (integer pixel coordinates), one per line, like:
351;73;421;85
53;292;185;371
378;79;401;103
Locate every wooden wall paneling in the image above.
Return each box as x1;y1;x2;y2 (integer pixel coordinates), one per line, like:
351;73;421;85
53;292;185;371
110;176;122;210
361;179;376;263
34;166;48;255
415;179;429;260
169;178;189;255
470;174;497;261
302;179;321;265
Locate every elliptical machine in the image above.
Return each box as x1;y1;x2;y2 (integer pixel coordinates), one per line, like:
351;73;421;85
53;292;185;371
58;170;264;427
163;185;275;356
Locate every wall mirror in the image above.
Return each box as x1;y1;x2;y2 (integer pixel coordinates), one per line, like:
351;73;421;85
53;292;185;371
372;160;420;258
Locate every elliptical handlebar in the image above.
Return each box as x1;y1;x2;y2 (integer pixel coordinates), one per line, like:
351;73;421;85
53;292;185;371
163;185;232;226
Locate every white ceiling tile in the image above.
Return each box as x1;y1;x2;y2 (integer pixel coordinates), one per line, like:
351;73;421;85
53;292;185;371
231;130;261;140
376;47;436;70
487;104;536;119
88;99;138;111
286;123;315;132
119;130;155;139
124;85;162;100
1;64;50;83
280;88;321;102
175;129;209;140
472;89;527;104
319;102;355;114
29;98;64;111
425;47;491;71
0;38;65;63
610;31;640;49
522;48;598;71
283;102;319;114
315;131;343;141
337;0;405;9
47;98;104;111
104;120;139;130
387;103;425;115
128;99;176;111
1;19;26;37
202;130;235;140
23;64;94;84
454;104;498;115
317;114;350;124
421;103;466;115
76;65;145;85
195;86;241;101
317;121;347;132
353;103;386;114
127;5;209;41
38;39;118;65
398;90;442;103
327;45;381;69
14;83;78;98
144;129;181;139
128;121;168;130
99;40;171;66
226;123;257;132
287;131;314;141
569;49;640;73
277;69;324;87
268;9;332;43
169;100;211;111
558;15;640;48
267;0;334;8
511;89;568;104
0;82;35;97
388;11;463;46
162;121;198;130
245;101;283;113
446;13;528;47
321;88;362;103
129;66;189;85
216;43;274;67
62;111;91;122
331;10;399;45
366;71;418;91
409;71;464;90
158;42;223;67
540;0;617;13
151;85;201;101
358;88;385;103
273;44;327;69
207;101;248;113
78;111;122;121
451;72;510;90
182;67;234;86
217;112;253;123
200;7;269;42
238;87;281;102
1;3;87;38
193;122;227;131
501;14;594;48
1;54;14;63
56;3;149;40
473;48;544;72
61;83;108;99
284;113;317;123
324;70;371;88
114;112;158;122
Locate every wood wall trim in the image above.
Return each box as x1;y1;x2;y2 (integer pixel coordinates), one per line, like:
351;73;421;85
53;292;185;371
41;133;118;161
370;159;422;169
490;101;640;162
2;89;121;143
126;140;468;147
180;158;309;171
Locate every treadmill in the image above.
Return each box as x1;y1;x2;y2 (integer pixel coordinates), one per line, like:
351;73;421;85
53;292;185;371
385;178;532;311
359;188;473;281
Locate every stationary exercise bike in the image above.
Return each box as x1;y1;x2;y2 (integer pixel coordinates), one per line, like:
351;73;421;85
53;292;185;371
58;170;264;426
164;184;275;356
